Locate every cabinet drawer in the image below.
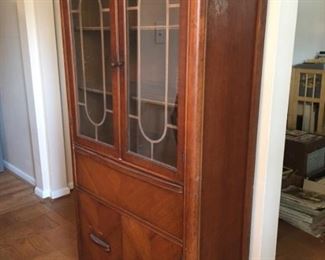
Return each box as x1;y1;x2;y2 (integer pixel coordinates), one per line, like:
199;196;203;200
78;191;122;259
78;191;182;259
75;150;183;239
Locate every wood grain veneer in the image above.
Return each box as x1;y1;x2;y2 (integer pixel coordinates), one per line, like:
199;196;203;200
75;150;183;239
199;0;267;259
78;190;182;259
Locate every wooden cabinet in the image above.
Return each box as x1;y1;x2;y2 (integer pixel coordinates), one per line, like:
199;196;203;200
60;0;267;259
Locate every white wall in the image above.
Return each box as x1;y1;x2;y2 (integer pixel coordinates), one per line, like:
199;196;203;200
292;0;325;65
0;0;35;184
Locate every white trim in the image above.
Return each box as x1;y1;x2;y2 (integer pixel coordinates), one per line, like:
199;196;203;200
4;161;36;186
68;182;74;190
17;0;51;193
249;1;298;259
53;0;74;189
34;186;50;199
34;185;70;199
34;0;68;197
51;186;71;199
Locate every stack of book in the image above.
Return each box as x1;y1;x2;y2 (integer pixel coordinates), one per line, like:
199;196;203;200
280;185;325;238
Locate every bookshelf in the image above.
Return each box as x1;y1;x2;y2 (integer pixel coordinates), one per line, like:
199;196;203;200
288;63;325;135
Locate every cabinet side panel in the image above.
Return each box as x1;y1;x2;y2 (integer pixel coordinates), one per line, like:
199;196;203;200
200;0;267;259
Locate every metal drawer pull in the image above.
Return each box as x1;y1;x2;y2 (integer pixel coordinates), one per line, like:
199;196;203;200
90;233;111;253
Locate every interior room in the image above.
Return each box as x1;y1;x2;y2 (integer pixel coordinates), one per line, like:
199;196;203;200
276;1;325;259
0;0;324;259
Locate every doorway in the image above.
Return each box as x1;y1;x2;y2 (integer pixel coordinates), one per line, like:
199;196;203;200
276;0;325;258
250;0;325;259
0;0;73;199
0;0;77;258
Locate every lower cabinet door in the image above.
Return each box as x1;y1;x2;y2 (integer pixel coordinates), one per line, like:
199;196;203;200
121;216;182;260
78;191;122;259
78;191;182;260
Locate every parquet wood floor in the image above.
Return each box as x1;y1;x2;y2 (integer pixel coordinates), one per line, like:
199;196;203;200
0;171;78;259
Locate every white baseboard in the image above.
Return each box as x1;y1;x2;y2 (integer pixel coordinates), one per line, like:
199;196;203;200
4;160;36;185
34;186;70;199
34;186;50;199
68;181;74;190
51;187;70;199
4;161;71;200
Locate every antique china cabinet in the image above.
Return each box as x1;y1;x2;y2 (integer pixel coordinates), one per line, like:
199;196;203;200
60;0;266;259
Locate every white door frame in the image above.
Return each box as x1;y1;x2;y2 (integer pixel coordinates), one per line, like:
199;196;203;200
249;0;298;259
17;0;72;199
53;0;74;190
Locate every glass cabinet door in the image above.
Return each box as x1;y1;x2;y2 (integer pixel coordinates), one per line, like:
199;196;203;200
69;0;117;150
125;0;182;171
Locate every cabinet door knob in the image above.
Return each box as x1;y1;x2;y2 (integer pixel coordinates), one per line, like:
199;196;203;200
111;61;124;68
89;233;111;253
111;62;118;68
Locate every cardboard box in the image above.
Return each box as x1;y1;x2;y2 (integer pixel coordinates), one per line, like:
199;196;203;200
284;131;325;178
304;178;325;195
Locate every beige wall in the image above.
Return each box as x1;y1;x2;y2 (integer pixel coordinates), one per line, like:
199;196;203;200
0;0;35;182
293;0;325;64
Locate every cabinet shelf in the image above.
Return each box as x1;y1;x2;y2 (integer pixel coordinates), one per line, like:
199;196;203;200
127;4;180;11
131;96;177;107
128;114;177;130
78;87;112;96
129;25;179;31
74;26;179;32
169;3;180;8
74;27;111;31
71;8;110;14
78;102;113;114
78;88;177;107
